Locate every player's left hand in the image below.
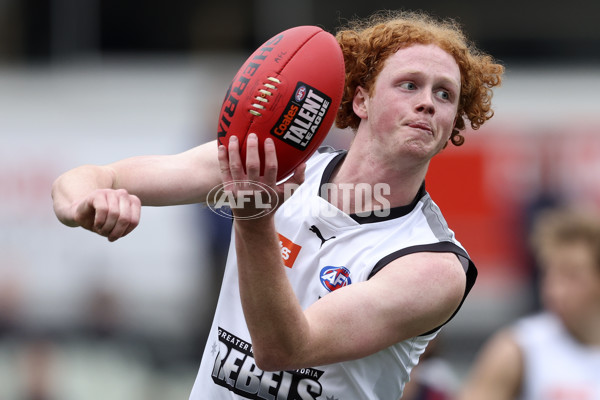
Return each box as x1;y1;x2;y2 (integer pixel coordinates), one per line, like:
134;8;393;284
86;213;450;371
218;133;305;220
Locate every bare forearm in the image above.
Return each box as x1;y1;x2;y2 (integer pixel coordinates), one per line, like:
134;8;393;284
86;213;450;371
51;162;143;241
51;164;115;226
234;217;309;371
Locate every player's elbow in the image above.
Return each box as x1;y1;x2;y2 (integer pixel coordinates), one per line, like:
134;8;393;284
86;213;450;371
254;355;281;372
252;345;299;372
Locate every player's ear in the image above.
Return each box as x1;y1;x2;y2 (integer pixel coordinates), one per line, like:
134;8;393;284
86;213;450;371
352;86;369;119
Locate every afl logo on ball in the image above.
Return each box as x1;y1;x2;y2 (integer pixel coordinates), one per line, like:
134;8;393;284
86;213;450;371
319;266;352;292
295;85;307;102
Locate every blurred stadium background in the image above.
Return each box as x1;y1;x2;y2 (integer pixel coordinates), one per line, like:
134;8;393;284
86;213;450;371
0;0;599;399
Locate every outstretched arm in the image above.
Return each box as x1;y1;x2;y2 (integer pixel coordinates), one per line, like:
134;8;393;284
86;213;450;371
52;139;221;241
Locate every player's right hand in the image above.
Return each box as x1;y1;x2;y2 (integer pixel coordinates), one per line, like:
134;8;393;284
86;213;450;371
72;188;141;242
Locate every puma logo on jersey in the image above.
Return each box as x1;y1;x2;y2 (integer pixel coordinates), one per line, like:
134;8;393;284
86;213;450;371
309;225;336;248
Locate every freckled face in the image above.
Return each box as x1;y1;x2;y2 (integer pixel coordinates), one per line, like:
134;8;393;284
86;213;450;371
354;44;461;161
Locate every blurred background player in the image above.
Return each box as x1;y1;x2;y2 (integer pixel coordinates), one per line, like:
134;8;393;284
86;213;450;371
457;207;600;400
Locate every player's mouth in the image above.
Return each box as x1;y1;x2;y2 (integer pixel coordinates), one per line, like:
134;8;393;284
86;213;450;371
407;122;433;136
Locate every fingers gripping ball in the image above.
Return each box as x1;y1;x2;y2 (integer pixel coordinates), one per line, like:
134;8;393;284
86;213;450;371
216;25;345;180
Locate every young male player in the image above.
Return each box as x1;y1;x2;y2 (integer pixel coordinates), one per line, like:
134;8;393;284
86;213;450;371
52;10;503;399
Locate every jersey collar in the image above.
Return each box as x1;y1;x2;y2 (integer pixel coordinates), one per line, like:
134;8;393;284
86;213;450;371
318;151;427;224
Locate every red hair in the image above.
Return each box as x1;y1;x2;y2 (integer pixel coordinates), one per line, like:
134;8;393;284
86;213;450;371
335;10;504;146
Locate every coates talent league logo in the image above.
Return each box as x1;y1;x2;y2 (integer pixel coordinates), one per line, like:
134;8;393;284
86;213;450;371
319;266;352;292
270;81;331;151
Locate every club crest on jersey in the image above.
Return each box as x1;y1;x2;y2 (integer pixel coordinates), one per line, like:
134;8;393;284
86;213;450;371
271;81;331;150
319;266;351;292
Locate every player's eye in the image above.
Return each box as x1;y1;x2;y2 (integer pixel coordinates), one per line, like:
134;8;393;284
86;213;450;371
435;89;451;100
399;82;417;90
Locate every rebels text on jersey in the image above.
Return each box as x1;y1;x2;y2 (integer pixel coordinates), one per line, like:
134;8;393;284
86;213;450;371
211;328;324;400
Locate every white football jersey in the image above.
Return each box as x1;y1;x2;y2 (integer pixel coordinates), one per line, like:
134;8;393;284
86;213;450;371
190;147;477;400
512;312;600;400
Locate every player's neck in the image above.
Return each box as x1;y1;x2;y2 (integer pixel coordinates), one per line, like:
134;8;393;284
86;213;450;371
329;146;428;211
566;313;600;346
583;313;600;346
